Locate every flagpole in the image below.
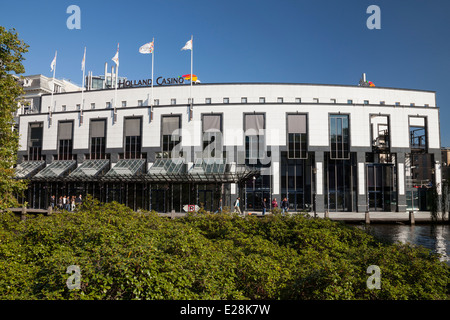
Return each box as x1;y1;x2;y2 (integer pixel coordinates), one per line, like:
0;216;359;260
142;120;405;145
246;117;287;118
50;50;57;113
114;43;119;122
81;47;86;116
151;38;154;121
190;35;193;120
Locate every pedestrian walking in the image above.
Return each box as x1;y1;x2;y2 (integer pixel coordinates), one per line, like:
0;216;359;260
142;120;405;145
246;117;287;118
58;196;63;210
71;196;76;211
262;198;267;215
281;197;289;215
50;195;55;209
215;198;223;213
234;197;242;215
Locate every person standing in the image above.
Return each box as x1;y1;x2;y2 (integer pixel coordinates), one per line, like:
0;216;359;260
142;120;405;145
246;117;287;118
58;196;63;210
50;195;55;209
76;194;82;206
271;197;278;209
71;196;76;211
262;198;267;216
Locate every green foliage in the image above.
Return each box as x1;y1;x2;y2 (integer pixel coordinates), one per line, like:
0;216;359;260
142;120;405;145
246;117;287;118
0;26;29;210
0;197;448;300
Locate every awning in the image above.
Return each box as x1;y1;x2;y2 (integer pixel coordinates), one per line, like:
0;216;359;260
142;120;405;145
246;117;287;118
67;159;110;181
145;158;186;182
102;159;146;182
33;160;77;181
14;161;46;179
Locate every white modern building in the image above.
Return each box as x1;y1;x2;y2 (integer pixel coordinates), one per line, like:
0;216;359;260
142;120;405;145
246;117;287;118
15;76;442;213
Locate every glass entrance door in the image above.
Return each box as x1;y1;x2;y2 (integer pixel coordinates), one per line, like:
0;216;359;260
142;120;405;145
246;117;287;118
198;190;213;212
151;189;166;213
367;164;394;211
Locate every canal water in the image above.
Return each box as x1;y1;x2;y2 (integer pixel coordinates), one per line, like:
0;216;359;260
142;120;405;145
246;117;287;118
349;223;450;266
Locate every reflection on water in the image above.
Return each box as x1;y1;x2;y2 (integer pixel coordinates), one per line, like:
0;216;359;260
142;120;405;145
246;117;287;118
351;224;450;266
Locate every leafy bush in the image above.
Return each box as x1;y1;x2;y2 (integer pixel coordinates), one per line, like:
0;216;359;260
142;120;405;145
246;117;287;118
0;196;448;300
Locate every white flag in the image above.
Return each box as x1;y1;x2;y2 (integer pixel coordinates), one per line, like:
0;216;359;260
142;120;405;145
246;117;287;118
50;51;57;72
139;41;154;54
81;47;86;71
112;43;119;66
181;39;192;51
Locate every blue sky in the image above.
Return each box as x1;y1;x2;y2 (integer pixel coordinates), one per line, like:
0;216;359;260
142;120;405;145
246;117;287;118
1;0;450;147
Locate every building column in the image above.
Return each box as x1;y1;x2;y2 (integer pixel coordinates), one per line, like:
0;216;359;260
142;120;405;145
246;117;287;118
314;151;325;213
357;152;367;212
271;161;281;207
397;152;407;212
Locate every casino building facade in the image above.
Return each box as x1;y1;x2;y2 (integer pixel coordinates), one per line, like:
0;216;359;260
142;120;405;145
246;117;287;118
15;79;443;213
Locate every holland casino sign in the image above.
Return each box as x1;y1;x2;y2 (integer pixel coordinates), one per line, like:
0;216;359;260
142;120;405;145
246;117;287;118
118;76;185;88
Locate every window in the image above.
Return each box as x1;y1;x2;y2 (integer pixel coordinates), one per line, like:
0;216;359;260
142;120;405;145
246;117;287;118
223;97;229;104
154;99;159;106
58;121;74;160
28;122;43;161
205;98;211;104
287;114;307;159
364;100;369;105
106;102;111;108
202;114;222;159
370;115;390;151
329;114;350;159
313;98;319;103
76;104;81;110
91;103;95;109
90;119;106;159
122;101;127;107
409;117;427;151
241;97;247;103
62;105;67;111
380;101;385;105
347;100;353;104
277;97;283;103
424;104;429;107
295;98;301;103
395;102;400;106
162;116;181;158
331;99;336;104
138;100;143;107
188;98;194;104
124;118;142;159
410;103;415;107
259;97;265;103
171;99;176;105
245;114;265;160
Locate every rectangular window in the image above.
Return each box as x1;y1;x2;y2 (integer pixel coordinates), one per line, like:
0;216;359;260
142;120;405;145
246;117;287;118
223;97;229;104
241;97;247;103
205;98;211;104
138;100;143;107
287;114;307;159
331;99;336;104
62;105;67;111
380;101;385;105
154;99;159;106
90;119;106;159
106;102;111;108
202;114;222;159
313;98;319;103
122;101;127;107
409;117;427;151
171;99;176;105
76;104;81;110
295;98;301;103
329;114;350;159
364;100;369;105
278;97;283;103
395;102;400;106
410;103;415;107
245;114;265;160
347;100;353;104
58;121;74;160
162;116;181;158
124;118;142;159
91;103;95;109
259;97;265;103
28;122;43;161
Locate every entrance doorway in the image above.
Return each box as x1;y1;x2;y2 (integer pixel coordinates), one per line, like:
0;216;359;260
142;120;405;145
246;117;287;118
367;164;394;211
151;189;167;213
198;189;213;212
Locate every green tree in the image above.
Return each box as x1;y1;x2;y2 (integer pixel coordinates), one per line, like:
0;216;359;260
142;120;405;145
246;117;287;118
0;26;29;210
